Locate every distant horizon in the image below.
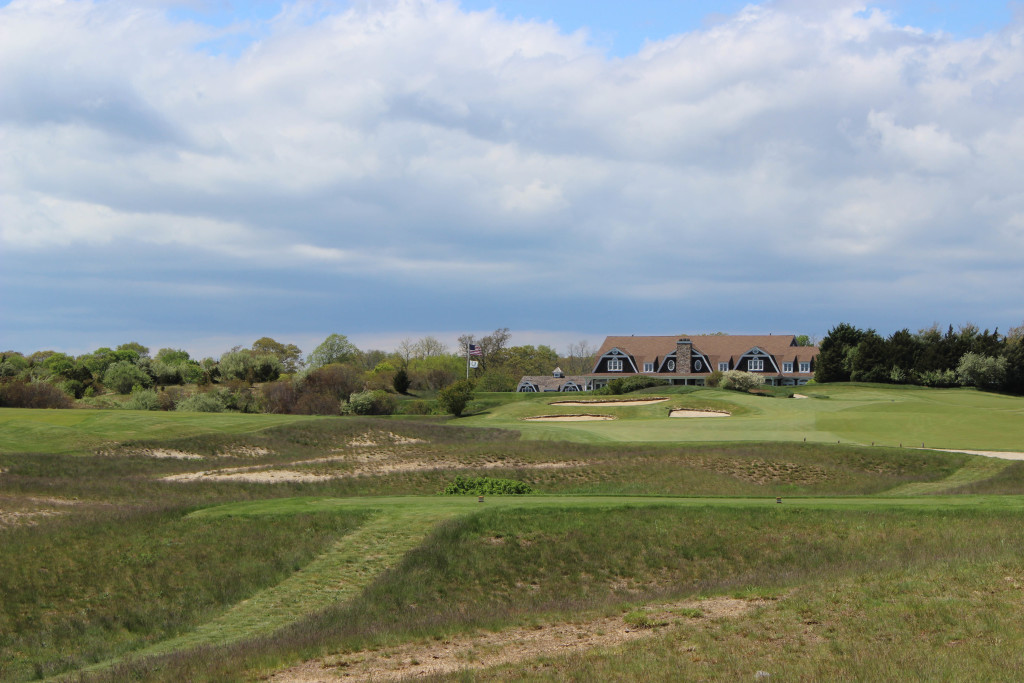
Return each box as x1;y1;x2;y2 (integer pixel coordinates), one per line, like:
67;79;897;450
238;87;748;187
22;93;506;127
3;0;1022;355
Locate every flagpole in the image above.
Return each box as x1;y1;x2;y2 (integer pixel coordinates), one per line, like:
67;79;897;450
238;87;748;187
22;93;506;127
466;344;470;380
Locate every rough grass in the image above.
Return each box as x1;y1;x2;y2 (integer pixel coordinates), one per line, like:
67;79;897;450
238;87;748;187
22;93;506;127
85;502;1024;682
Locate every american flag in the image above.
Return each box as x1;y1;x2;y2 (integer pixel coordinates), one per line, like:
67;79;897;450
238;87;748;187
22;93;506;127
468;344;482;357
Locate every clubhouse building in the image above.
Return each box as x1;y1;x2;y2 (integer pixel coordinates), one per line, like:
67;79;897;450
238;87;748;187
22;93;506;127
517;334;819;392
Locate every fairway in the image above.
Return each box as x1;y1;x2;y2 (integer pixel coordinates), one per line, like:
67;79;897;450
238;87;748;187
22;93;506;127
461;384;1024;451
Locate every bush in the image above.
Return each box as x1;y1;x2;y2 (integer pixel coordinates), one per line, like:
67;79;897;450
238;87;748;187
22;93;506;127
719;370;766;392
442;475;533;495
918;369;958;388
262;380;299;414
956;352;1007;391
102;361;153;394
123;388;161;411
345;390;397;416
175;392;226;413
0;379;73;409
705;369;724;387
59;379;86;399
437;379;475;417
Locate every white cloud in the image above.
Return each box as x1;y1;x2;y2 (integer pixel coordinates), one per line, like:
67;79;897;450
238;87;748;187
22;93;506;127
2;0;1024;349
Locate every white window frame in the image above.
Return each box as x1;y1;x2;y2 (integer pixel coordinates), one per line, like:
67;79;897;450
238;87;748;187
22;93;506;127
608;359;623;372
748;358;764;372
643;362;654;373
718;362;729;372
783;362;793;373
799;361;811;373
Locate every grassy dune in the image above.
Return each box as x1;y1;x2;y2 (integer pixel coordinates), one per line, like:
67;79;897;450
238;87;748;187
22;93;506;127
1;385;1023;681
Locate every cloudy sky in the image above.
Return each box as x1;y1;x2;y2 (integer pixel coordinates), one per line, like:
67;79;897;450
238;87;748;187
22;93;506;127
2;0;1023;359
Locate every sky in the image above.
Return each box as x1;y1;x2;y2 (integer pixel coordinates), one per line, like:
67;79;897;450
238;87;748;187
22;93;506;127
2;0;1023;360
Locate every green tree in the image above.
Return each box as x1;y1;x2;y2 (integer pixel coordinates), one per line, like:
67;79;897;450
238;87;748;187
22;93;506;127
815;323;865;383
103;361;153;394
392;367;411;394
251;337;304;374
307;334;360;370
437;379;475;417
116;342;150;358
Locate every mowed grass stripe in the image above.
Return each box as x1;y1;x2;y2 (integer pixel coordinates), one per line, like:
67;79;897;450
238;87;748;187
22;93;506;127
92;508;450;664
882;455;1012;496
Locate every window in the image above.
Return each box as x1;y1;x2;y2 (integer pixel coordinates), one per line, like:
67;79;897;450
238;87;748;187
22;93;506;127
643;362;654;372
800;361;810;373
718;362;729;372
608;359;623;372
783;362;793;373
748;358;764;371
667;360;675;371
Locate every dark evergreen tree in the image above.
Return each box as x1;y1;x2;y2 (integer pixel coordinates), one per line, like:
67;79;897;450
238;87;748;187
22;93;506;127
814;322;864;383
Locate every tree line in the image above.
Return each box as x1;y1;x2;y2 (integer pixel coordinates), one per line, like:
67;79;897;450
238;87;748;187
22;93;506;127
815;322;1024;393
0;330;599;414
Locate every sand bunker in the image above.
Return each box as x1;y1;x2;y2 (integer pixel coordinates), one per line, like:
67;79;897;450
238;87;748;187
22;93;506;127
270;597;771;683
523;414;617;422
669;409;729;418
551;398;669;407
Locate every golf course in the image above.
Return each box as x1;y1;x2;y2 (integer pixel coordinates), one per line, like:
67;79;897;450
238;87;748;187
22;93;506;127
2;383;1024;681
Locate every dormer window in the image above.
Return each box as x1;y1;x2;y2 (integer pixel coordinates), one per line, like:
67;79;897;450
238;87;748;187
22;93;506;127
718;362;729;372
608;359;623;372
643;362;654;372
783;362;793;373
799;362;810;373
748;359;764;371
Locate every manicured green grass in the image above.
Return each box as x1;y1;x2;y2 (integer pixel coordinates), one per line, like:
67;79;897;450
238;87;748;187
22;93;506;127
0;408;318;454
460;384;1024;451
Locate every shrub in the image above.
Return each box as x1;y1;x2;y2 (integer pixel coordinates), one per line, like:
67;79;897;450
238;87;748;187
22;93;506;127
0;379;73;409
102;361;153;394
345;390;397;416
123;388;161;411
918;368;958;388
956;352;1007;391
262;380;299;414
303;363;362;403
437;379;475;417
175;392;226;413
719;370;766;392
705;369;724;387
442;475;533;495
58;379;86;399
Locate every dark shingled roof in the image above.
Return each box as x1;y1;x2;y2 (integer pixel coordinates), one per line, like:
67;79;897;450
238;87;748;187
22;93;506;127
592;334;819;376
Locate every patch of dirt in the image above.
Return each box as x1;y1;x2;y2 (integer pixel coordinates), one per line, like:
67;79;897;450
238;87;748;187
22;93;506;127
523;414;617;422
927;449;1024;461
791;394;809;399
165;469;334;483
0;496;84;528
551;398;669;406
269;597;772;682
668;409;729;418
0;509;65;527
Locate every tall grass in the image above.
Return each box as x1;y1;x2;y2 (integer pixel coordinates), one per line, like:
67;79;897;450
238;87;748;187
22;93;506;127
0;506;369;681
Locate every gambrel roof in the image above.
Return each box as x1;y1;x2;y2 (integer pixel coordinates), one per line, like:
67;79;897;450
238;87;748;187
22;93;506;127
591;334;818;376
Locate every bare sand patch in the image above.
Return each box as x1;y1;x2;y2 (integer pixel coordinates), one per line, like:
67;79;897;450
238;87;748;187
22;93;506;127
164;469;334;483
142;449;204;460
523;414;616;422
347;432;427;448
162;457;586;484
270;597;771;682
791;394;809;399
928;448;1024;461
551;398;669;407
222;446;272;457
669;409;729;418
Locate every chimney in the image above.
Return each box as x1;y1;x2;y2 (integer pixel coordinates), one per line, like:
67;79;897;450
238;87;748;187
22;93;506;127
676;338;692;374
